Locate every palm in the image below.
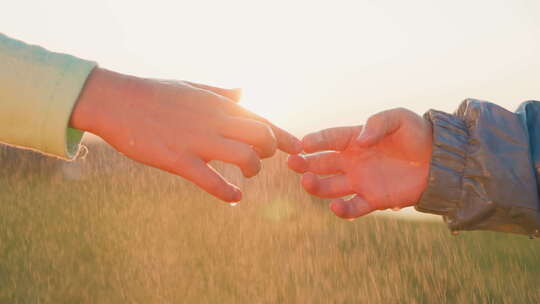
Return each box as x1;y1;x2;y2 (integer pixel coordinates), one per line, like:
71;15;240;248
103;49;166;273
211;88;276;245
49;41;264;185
341;132;429;209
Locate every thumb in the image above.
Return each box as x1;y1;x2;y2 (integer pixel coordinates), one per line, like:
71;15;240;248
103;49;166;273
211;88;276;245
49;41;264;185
355;108;405;147
185;81;242;102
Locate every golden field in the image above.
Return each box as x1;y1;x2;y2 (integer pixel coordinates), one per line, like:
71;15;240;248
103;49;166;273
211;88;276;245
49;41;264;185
0;142;539;303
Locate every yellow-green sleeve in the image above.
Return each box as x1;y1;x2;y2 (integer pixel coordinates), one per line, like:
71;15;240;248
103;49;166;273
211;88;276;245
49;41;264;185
0;33;96;159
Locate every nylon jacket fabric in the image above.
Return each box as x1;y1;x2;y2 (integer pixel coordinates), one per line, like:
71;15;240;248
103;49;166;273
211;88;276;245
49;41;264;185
416;99;540;236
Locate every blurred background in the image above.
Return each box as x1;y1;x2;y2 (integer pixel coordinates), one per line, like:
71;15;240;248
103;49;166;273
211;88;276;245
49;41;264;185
2;0;540;302
3;0;540;134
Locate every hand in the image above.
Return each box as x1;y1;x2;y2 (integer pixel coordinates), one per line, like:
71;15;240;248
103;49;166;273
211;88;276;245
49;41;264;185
70;68;301;202
288;108;432;219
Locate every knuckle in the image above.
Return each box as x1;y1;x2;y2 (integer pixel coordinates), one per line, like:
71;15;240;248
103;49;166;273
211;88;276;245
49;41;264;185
238;148;259;165
251;123;277;155
255;123;275;142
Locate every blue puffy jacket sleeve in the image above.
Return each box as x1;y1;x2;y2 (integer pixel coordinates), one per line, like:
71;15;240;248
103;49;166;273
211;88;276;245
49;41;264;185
415;99;540;236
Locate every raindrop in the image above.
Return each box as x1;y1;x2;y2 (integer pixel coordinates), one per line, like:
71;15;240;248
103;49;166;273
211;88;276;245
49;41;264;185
76;144;89;161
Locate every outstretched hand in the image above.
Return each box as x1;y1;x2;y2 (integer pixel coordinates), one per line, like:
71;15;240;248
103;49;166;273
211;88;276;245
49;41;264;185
288;108;432;219
71;68;301;203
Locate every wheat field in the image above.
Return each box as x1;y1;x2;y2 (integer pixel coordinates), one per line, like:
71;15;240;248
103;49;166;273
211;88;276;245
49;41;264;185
0;141;539;303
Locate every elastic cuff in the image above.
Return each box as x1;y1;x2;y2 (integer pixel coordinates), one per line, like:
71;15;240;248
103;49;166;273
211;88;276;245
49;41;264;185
43;59;97;159
415;110;469;216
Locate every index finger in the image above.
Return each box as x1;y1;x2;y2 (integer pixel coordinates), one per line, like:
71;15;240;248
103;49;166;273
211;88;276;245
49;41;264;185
222;102;302;154
302;126;362;153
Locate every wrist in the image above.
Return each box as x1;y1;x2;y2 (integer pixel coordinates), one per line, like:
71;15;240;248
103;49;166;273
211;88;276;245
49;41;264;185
70;68;137;136
411;118;433;205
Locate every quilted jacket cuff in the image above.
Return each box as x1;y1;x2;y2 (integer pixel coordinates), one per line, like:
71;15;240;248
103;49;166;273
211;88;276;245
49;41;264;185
415;110;469;216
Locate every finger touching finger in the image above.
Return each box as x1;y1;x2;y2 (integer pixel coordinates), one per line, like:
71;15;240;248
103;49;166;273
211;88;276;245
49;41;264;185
271;124;302;155
223;104;302;154
301;172;353;198
287;154;309;173
302;126;362;153
330;195;375;219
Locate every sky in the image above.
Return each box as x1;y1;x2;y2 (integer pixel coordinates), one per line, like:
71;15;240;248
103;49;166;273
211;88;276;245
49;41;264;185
2;0;540;136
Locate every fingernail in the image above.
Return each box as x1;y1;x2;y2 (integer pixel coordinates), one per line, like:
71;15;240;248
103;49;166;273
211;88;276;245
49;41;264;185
231;189;242;202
